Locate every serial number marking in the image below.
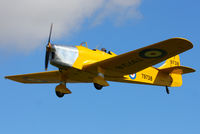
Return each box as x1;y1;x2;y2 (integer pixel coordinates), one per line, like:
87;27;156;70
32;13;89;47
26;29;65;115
141;73;153;81
115;58;143;69
170;60;179;66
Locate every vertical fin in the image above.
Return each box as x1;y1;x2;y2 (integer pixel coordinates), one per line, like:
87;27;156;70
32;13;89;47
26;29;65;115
159;55;180;69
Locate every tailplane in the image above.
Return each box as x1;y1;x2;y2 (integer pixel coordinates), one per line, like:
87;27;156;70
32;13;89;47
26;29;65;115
158;55;195;87
159;55;195;74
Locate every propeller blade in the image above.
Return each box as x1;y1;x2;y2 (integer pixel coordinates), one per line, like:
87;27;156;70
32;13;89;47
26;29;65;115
45;23;53;71
48;23;53;44
45;50;50;71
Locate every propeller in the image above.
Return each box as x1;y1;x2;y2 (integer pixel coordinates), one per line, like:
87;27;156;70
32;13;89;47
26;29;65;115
45;24;53;71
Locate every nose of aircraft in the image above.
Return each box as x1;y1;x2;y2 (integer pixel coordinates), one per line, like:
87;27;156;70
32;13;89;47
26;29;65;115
49;45;79;69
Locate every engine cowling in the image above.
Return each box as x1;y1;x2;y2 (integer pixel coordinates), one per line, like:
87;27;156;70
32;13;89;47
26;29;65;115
50;45;78;69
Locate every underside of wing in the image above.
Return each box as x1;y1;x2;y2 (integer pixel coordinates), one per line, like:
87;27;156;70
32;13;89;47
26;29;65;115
5;68;95;84
83;38;193;76
5;71;60;83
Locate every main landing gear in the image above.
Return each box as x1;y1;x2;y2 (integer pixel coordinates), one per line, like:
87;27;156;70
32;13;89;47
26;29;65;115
94;83;103;90
55;83;72;98
56;90;65;98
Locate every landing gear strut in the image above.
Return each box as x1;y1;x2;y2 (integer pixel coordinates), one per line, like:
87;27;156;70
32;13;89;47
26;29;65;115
166;86;170;94
94;83;103;90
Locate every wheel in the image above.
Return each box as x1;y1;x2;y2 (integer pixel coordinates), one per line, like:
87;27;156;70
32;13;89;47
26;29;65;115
94;83;103;90
56;91;65;98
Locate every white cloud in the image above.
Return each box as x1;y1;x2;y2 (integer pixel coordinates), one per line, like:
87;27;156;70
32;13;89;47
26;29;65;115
0;0;141;52
92;0;142;26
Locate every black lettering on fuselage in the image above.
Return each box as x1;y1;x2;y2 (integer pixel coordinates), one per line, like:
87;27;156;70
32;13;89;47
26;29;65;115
142;73;153;81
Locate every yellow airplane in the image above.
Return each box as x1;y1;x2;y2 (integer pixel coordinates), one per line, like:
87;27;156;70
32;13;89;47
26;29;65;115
5;25;195;98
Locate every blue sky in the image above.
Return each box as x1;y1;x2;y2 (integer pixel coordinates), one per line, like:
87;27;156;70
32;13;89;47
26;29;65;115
1;0;200;134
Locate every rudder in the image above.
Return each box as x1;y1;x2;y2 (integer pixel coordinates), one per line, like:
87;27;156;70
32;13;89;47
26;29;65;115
159;55;182;87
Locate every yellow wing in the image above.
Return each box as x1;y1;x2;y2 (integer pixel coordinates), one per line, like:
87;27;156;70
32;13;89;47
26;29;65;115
5;68;95;84
5;71;60;83
83;38;193;76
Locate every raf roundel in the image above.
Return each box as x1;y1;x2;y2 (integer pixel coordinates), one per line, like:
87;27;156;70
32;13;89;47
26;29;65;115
139;49;167;58
129;73;136;80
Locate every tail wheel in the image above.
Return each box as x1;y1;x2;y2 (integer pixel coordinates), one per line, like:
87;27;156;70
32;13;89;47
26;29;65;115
94;83;103;90
166;86;170;94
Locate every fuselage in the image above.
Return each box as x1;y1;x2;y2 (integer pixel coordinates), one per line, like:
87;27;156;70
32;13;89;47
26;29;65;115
49;45;179;87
